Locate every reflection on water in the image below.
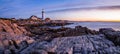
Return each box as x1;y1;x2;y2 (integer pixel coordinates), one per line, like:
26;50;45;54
64;22;120;31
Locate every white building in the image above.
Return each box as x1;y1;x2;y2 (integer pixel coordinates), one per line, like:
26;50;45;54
29;15;42;20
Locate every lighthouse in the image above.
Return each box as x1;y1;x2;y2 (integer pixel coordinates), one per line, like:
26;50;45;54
42;9;44;20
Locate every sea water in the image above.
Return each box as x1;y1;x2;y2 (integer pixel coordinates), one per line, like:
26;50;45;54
50;22;120;31
64;22;120;31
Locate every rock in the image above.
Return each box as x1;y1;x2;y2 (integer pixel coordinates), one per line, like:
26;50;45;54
30;50;47;54
0;20;15;35
19;40;28;50
26;38;34;44
0;41;4;50
11;40;19;49
0;19;34;54
0;19;28;36
99;28;120;46
99;28;115;34
20;34;120;54
62;26;99;36
2;40;10;49
4;49;11;54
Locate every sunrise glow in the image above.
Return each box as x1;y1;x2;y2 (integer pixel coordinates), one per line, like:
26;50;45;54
46;9;120;21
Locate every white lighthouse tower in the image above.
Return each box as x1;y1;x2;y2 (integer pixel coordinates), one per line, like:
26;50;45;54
42;9;45;20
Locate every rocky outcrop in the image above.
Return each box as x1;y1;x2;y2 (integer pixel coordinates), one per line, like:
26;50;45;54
0;32;34;54
59;26;99;37
0;19;34;54
99;28;120;46
20;34;120;54
1;18;120;54
0;19;28;35
26;25;99;42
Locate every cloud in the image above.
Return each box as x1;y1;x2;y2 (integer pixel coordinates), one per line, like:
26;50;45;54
1;0;120;18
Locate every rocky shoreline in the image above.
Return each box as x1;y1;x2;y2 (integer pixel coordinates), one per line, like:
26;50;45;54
0;18;120;54
20;26;120;54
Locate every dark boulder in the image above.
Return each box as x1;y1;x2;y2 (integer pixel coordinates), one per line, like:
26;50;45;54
99;28;120;46
99;28;115;34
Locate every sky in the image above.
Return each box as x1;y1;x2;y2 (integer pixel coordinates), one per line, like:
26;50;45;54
1;0;120;21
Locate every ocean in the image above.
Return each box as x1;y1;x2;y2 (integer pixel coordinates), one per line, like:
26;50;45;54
52;22;120;31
